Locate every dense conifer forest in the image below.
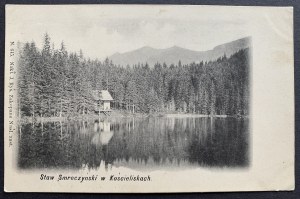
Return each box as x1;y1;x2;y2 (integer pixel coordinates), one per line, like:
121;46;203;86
17;34;250;118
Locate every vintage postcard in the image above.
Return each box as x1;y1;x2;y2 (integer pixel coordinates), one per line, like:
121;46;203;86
4;5;294;192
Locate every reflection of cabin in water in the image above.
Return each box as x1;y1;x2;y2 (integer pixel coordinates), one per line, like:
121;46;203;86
92;120;114;145
92;90;113;115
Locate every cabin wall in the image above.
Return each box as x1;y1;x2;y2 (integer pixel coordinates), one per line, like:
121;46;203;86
103;101;110;110
94;100;111;111
95;101;103;111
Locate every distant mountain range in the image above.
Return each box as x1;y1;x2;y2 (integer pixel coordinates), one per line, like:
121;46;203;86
109;37;251;67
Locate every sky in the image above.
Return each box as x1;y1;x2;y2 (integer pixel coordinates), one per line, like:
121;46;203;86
8;5;250;60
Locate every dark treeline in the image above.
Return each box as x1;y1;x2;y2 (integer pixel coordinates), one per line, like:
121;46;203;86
17;34;250;117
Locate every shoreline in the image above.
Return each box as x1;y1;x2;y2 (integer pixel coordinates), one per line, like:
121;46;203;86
18;112;248;124
164;114;228;118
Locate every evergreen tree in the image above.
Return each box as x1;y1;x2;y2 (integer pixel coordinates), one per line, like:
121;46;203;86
17;33;250;117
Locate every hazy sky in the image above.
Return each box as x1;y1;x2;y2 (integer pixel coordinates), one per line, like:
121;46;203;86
8;5;250;60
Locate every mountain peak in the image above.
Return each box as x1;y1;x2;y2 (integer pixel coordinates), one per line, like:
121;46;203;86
139;46;155;50
167;45;182;50
109;37;251;67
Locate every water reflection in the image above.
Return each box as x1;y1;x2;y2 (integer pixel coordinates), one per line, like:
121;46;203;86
92;120;114;146
18;117;249;170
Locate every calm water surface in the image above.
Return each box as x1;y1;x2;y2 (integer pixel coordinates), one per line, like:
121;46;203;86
18;117;249;170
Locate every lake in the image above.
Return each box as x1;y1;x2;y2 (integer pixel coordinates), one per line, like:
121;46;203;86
18;117;249;171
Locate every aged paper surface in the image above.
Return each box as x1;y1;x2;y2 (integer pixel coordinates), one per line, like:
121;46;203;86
4;5;294;192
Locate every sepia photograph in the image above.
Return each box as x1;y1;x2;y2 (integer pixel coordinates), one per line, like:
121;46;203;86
4;5;294;192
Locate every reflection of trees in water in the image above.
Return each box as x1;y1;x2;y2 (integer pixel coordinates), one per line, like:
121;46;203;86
187;118;249;167
18;117;249;170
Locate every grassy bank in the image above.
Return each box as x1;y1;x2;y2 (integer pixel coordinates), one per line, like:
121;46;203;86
18;111;248;124
18;111;148;124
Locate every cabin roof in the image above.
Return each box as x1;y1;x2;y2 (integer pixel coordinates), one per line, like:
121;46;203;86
92;90;113;101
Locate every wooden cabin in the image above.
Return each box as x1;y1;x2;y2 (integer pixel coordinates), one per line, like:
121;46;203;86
92;90;113;113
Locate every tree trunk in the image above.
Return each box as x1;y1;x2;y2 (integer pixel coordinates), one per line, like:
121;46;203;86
60;121;63;139
60;98;62;117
